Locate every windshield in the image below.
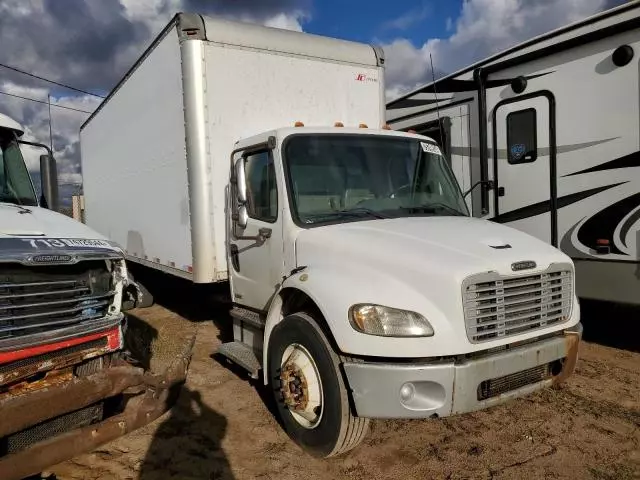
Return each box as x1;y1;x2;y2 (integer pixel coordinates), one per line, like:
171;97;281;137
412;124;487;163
283;134;469;226
0;130;38;207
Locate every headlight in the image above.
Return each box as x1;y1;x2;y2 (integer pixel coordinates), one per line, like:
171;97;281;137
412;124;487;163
349;304;434;337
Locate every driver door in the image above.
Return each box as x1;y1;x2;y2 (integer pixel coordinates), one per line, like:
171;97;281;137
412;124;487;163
228;149;284;311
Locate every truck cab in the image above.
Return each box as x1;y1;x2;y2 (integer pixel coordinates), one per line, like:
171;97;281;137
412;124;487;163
77;12;582;460
225;125;582;457
0;113;191;480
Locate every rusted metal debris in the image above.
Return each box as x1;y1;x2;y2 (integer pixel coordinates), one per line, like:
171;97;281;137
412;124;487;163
552;328;581;386
0;338;113;388
0;320;197;480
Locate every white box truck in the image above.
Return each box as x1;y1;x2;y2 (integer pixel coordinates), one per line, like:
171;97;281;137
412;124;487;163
80;13;583;458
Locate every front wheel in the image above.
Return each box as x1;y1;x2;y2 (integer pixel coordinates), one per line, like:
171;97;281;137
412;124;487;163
267;312;370;457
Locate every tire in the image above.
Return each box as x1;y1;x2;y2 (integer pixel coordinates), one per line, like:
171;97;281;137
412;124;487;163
267;312;370;458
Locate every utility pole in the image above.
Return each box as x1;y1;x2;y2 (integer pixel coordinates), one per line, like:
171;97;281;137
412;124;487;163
47;93;53;152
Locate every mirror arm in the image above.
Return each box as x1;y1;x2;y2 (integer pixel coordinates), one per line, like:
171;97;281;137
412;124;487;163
230;224;271;245
18;140;53;158
463;180;494;199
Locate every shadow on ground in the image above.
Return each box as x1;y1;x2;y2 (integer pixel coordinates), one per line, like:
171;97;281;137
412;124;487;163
128;263;234;342
579;298;640;353
138;385;233;480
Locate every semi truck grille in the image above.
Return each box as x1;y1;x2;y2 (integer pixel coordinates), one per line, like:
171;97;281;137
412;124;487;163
0;261;115;345
462;264;573;343
3;402;104;454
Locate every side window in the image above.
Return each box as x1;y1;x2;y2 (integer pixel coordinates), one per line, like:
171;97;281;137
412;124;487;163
244;151;277;223
506;108;537;164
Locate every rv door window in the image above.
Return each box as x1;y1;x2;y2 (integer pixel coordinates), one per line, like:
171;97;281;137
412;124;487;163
244;151;278;223
506;108;537;164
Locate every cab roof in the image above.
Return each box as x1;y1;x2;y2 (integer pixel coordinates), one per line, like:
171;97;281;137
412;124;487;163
235;126;438;150
0;113;24;137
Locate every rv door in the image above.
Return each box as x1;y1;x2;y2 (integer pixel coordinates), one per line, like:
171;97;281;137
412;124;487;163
492;93;556;245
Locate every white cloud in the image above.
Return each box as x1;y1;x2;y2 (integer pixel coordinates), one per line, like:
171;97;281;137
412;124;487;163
381;4;431;31
445;17;453;32
262;12;307;32
0;0;310;197
0;81;98;184
383;0;621;100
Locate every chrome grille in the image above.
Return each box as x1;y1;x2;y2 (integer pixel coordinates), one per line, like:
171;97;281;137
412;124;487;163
462;264;573;343
0;261;115;344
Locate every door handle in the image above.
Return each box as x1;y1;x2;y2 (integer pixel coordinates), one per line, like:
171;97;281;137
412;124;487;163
230;244;240;272
498;186;505;197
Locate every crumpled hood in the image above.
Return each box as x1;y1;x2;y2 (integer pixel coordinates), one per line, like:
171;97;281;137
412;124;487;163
295;216;571;282
0;202;110;241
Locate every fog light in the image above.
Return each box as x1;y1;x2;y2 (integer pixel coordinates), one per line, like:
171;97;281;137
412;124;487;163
400;383;415;401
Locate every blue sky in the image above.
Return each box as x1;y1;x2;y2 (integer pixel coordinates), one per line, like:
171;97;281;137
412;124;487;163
0;0;627;187
304;0;460;45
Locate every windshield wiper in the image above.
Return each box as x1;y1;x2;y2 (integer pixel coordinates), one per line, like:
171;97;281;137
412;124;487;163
336;207;389;219
305;207;389;222
400;202;466;216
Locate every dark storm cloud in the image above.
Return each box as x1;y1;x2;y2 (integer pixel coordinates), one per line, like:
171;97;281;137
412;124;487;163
0;0;150;93
0;0;310;95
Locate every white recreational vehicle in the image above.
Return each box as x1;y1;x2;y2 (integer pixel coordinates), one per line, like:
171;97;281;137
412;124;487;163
386;1;640;306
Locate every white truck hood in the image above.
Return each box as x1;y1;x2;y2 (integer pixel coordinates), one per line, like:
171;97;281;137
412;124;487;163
295;216;570;281
0;203;107;240
292;216;576;357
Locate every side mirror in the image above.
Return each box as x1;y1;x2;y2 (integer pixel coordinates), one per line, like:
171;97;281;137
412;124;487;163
236;205;249;229
40;154;59;212
233;158;249;229
235;158;247;205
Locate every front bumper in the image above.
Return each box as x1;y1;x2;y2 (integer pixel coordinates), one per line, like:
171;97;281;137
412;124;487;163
343;323;582;419
0;311;197;480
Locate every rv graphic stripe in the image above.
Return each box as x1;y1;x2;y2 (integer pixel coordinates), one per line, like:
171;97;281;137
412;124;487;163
564;150;640;177
387;73;553;107
491;183;626;224
620;207;640;249
577;191;640;255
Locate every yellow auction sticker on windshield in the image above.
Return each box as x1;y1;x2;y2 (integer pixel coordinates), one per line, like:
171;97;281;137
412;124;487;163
420;142;441;155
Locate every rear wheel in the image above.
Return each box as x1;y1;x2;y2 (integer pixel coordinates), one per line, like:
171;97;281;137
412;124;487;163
267;312;370;457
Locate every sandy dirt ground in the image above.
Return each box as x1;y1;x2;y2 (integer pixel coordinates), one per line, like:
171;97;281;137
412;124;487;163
49;286;639;480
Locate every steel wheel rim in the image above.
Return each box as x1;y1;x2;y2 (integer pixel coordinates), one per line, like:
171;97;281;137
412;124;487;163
280;343;324;429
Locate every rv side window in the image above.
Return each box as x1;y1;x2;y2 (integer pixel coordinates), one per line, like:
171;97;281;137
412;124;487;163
244;151;278;223
506;108;537;164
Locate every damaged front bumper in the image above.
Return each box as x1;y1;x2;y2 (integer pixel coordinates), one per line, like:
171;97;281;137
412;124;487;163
0;314;196;480
343;322;582;419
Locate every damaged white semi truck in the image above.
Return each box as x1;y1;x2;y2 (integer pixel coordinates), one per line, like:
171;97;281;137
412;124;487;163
0;113;197;480
79;13;583;458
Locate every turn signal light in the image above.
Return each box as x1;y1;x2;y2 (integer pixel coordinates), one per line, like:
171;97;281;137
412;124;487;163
294;121;304;127
382;124;392;130
334;121;344;127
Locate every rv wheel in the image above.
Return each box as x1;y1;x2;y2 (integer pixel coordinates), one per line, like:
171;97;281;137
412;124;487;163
267;312;369;457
